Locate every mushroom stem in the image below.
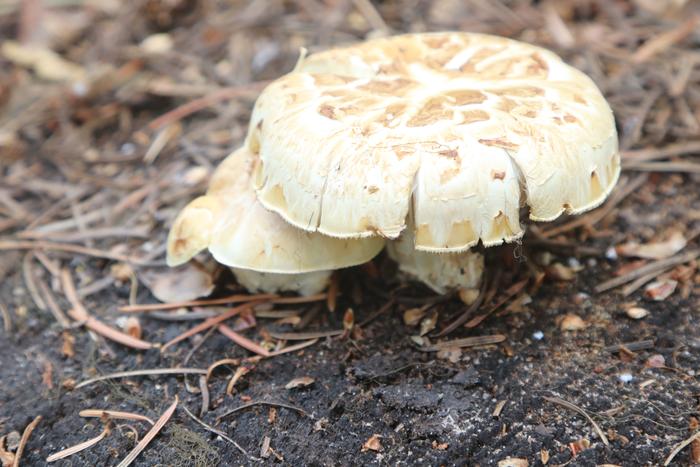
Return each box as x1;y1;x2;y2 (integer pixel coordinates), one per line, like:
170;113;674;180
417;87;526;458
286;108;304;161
231;268;331;296
387;226;484;294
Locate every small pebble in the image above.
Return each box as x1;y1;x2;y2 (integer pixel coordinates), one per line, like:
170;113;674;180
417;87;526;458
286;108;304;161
532;330;544;341
619;373;633;383
625;307;649;320
605;246;618;260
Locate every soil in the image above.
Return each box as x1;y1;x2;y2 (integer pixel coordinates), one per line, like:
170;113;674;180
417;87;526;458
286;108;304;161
1;1;699;466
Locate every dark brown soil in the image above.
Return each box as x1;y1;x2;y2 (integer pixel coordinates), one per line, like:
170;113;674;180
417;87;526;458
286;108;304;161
1;1;699;466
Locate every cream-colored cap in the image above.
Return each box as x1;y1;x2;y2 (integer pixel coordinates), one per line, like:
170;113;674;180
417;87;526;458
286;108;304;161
247;32;619;252
166;147;385;273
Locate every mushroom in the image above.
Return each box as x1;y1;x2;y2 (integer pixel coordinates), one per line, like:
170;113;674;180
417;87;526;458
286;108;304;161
246;32;620;292
166;147;385;295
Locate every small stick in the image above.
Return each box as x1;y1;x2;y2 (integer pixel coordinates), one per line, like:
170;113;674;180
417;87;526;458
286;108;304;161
160;303;256;352
216;400;309;422
664;430;700;466
543;396;609;446
218;324;270;356
416;334;506;352
268;329;343;341
604;339;655;353
181;405;255;459
116;397;178;467
0;300;11;333
595;249;699;293
46;426;110;463
13;415;41;467
205;358;241;383
198;375;209;417
119;293;275;313
79;410;154;425
75;368;207;389
35;275;70;328
0;239;153;265
61;269;153;350
621;140;700;162
148;82;269;130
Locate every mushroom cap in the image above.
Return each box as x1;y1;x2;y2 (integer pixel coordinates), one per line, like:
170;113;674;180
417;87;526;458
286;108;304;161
247;32;620;252
166;147;385;273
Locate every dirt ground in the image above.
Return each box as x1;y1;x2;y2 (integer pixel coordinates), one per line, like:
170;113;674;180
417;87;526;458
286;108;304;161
1;1;700;466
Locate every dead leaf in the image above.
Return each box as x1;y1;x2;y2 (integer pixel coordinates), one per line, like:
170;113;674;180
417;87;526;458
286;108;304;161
625;307;649;319
361;434;382;452
644;279;678;301
616;231;686;260
141;264;214;303
285;376;315;390
540;448;549;465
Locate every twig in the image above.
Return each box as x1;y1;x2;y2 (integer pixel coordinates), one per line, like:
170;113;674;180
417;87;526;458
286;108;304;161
216;400;309;423
35;274;70;328
268;329;343;340
595;249;700;293
0;300;11;333
118;293;275;313
61;269;154;350
160;303;256;352
148;83;269;131
0;239;153;265
267;338;319;356
218;324;270;356
79;409;154;425
416;334;506;352
435;279;488;337
465;279;528;329
631;15;700;64
13;415;41;467
117;397;178;467
75;368;207;389
543;396;609;446
181;405;256;460
604;339;655;353
664;430;700;466
621;161;700;174
621;141;700;162
46;426;110;463
198;375;209;417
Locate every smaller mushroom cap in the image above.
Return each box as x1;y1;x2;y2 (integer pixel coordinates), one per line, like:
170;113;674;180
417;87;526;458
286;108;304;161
167;147;385;273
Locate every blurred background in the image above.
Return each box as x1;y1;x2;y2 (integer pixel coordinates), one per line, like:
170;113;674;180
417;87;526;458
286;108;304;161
1;1;700;466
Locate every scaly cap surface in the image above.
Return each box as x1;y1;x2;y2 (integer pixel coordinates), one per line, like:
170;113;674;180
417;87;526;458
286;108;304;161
248;32;619;252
